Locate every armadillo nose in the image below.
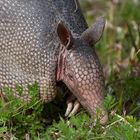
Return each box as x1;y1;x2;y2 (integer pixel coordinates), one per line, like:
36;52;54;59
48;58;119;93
100;111;108;125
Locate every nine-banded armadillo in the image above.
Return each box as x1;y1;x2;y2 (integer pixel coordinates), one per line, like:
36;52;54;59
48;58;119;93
0;0;108;124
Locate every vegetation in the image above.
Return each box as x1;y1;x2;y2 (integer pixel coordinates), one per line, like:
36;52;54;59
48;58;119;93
0;0;140;139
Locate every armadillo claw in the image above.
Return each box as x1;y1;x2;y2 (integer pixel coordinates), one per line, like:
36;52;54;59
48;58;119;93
68;100;80;117
65;100;80;117
65;102;73;117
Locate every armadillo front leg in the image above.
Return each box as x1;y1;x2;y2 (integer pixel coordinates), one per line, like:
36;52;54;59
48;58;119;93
39;77;57;103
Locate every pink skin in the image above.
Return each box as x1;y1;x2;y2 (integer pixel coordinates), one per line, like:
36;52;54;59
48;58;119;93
56;17;108;124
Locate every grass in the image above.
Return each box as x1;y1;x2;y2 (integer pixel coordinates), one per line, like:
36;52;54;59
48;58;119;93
0;0;140;139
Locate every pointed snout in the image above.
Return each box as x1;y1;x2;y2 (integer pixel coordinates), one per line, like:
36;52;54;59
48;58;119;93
79;89;108;125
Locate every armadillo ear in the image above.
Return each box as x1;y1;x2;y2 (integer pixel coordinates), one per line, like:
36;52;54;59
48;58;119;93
81;17;105;45
57;21;73;49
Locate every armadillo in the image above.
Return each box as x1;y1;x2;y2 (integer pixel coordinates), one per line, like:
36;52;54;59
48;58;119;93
0;0;108;124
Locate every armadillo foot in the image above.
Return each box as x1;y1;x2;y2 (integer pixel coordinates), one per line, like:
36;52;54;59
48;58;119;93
65;94;80;117
68;100;80;117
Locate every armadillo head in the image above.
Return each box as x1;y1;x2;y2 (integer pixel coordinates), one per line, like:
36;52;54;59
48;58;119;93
56;17;108;124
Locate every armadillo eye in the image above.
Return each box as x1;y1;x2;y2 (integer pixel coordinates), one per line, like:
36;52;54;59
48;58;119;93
67;73;74;81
